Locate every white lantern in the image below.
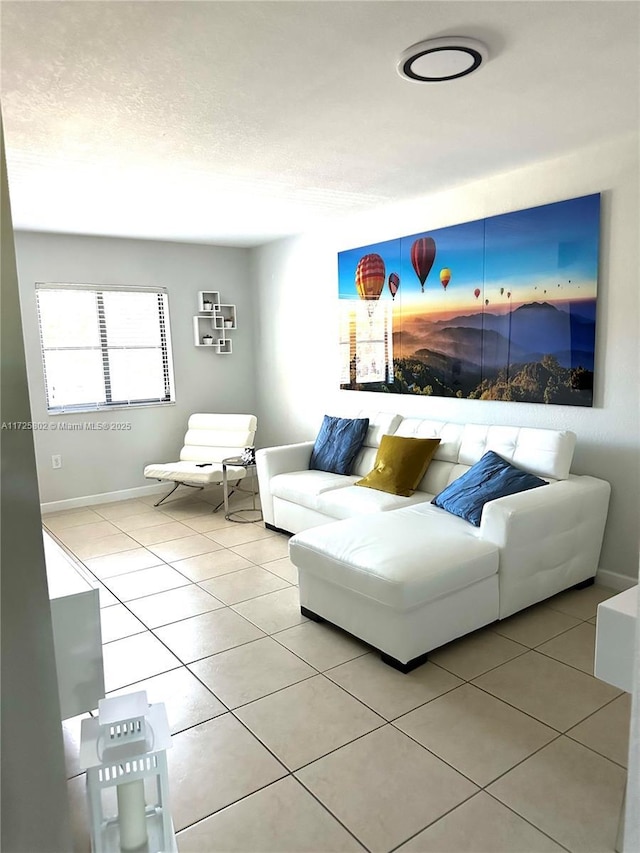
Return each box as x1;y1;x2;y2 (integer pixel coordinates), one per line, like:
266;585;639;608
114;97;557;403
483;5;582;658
79;691;176;853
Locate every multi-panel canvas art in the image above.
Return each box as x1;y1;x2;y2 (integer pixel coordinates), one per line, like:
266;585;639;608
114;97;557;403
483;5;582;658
338;194;600;406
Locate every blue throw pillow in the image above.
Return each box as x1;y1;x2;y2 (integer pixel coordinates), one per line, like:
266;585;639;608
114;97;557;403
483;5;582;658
309;416;369;475
432;450;548;526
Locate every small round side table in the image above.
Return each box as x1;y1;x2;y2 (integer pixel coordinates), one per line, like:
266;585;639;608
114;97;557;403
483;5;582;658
222;456;262;523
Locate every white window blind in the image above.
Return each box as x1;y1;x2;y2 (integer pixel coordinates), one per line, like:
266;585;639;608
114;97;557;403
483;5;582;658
36;283;175;414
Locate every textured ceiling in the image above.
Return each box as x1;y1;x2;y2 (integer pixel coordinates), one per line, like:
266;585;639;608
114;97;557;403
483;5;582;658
1;1;639;247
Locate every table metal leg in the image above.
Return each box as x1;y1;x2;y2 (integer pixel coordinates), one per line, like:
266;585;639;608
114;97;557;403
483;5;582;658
223;464;230;519
250;469;257;514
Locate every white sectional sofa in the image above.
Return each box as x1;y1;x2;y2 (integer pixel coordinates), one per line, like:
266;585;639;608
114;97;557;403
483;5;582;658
256;412;611;671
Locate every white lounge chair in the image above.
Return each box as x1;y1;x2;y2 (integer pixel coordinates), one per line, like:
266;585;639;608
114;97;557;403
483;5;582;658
144;413;257;507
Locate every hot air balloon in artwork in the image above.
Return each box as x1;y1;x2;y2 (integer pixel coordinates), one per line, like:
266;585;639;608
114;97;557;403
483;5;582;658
485;299;490;306
439;268;451;290
474;288;481;299
507;291;511;299
388;272;400;300
355;253;386;317
411;237;436;292
500;287;504;296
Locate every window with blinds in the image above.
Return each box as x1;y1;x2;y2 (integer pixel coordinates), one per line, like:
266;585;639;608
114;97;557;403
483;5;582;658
35;284;175;413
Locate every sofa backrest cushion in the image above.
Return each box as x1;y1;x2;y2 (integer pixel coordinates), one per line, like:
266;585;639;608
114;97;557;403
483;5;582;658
394;418;464;462
359;410;404;448
458;424;576;480
350;411;404;477
390;417;576;489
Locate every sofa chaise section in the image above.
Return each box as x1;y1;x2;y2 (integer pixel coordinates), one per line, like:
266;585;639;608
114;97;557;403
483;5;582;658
293;503;500;670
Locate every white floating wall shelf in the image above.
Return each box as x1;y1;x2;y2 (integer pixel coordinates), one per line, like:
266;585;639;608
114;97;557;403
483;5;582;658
194;291;236;354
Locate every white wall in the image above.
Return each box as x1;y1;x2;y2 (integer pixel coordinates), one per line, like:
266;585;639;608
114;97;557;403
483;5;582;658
14;232;256;504
251;133;640;583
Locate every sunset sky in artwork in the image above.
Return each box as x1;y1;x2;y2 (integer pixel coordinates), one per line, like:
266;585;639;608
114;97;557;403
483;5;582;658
338;194;600;321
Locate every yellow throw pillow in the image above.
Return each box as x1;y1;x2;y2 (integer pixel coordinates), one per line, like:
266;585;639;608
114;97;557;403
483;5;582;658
355;435;440;497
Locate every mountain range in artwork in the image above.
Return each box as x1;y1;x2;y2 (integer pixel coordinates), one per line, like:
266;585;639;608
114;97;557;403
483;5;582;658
338;194;600;407
389;300;596;405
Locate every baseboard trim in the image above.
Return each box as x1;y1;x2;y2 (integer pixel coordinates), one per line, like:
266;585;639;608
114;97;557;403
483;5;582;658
41;483;175;514
596;569;638;591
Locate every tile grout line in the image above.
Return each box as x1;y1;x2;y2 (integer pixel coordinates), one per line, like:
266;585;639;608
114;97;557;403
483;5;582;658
467;673;613;739
174;773;372;853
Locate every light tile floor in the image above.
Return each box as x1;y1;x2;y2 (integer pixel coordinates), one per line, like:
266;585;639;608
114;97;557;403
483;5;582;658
46;493;631;853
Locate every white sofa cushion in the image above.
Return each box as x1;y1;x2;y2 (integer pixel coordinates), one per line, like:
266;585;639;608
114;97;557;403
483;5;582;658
317;484;431;520
350;411;403;477
395;418;465;463
458;424;575;480
270;470;357;512
290;503;499;610
415;460;459;496
359;410;403;448
395;419;575;480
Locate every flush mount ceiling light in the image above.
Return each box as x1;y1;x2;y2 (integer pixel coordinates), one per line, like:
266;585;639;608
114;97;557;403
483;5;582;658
398;37;488;82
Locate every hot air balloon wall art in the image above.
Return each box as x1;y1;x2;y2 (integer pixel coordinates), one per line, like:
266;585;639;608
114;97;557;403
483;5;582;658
388;273;400;300
338;239;399;387
338;193;600;405
410;237;436;293
355;253;385;318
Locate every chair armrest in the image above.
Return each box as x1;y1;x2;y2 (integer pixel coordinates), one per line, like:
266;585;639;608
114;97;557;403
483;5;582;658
255;442;314;525
479;475;611;618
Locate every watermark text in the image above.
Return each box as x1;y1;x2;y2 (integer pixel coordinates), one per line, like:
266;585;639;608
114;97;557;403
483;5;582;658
1;421;132;431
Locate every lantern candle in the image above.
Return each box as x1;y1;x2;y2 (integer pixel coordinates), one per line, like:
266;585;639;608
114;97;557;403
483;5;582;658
117;779;147;850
